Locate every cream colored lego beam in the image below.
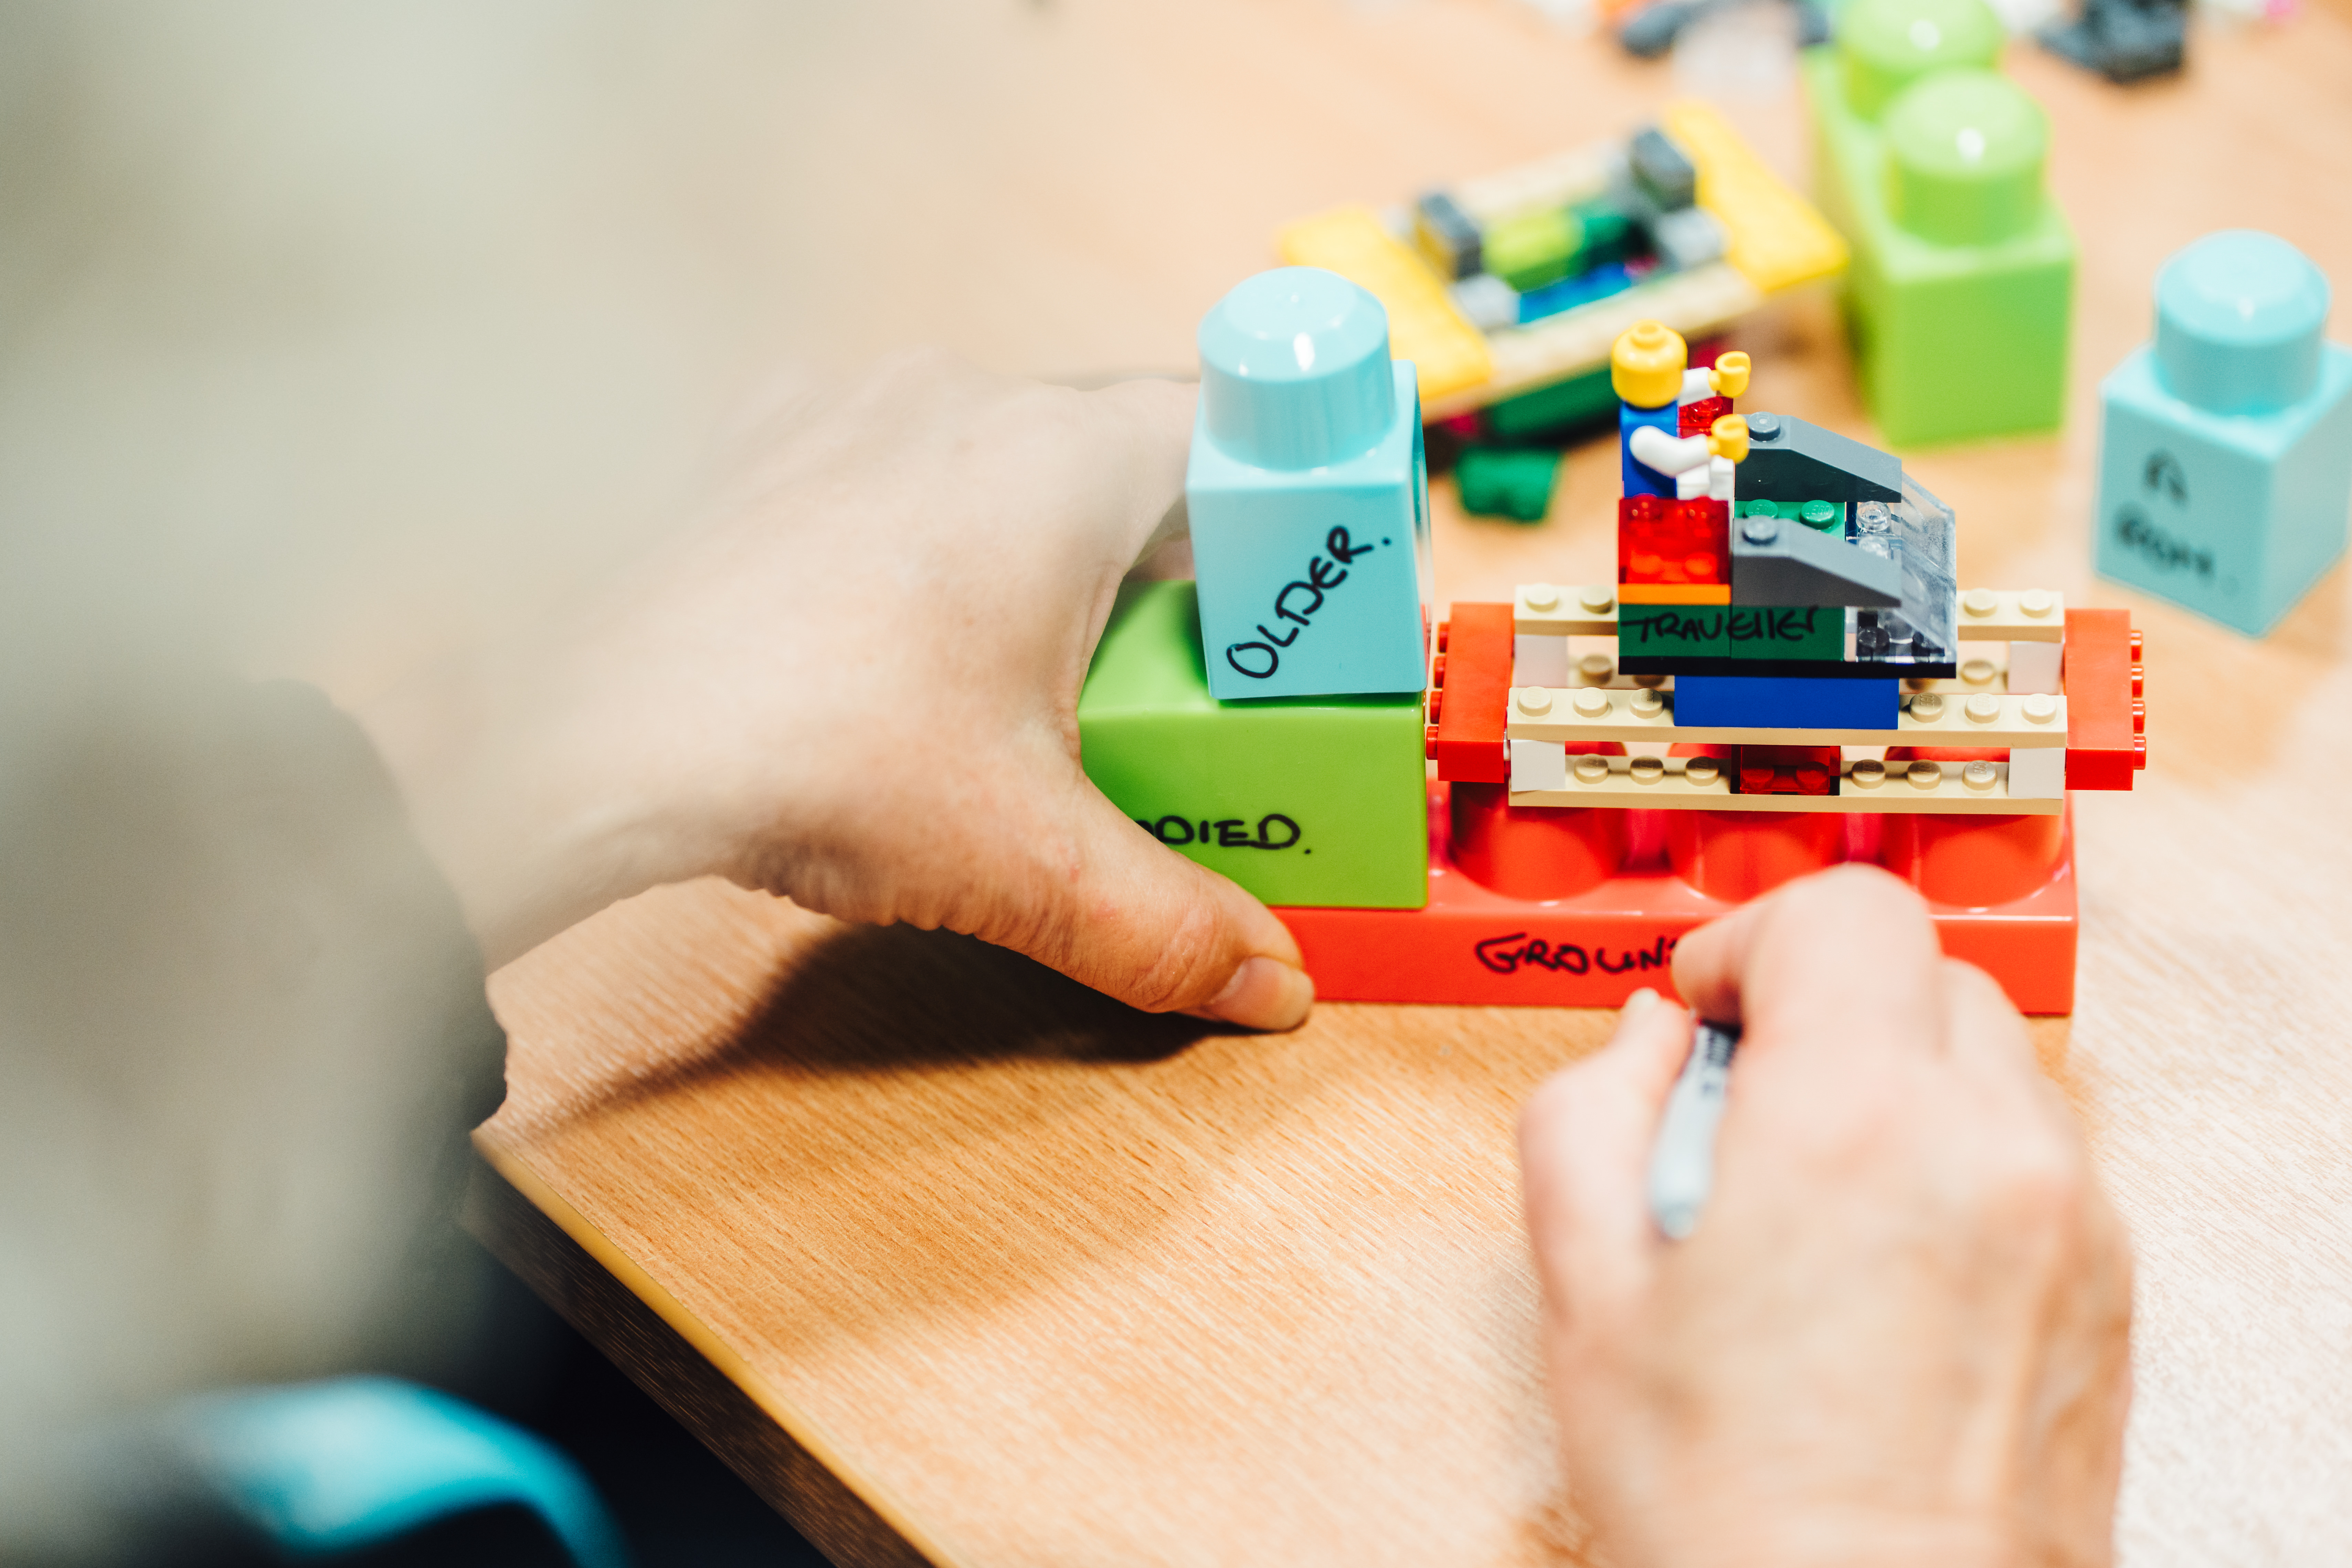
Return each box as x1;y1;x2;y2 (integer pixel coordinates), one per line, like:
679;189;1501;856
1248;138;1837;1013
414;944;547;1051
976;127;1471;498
1505;685;2068;747
1507;754;2061;816
1513;584;1623;636
1956;589;2067;640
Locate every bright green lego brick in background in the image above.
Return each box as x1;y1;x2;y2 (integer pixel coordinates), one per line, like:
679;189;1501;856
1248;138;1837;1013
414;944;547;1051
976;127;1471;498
1484;207;1583;293
1076;581;1428;910
1456;445;1561;523
1803;0;2075;448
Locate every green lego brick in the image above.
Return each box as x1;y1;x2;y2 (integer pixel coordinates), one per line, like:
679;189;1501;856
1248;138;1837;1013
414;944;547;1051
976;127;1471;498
1484;207;1583;293
1486;364;1618;440
1076;581;1428;910
1728;604;1845;660
1455;445;1561;523
1803;41;2074;447
1619;603;1729;658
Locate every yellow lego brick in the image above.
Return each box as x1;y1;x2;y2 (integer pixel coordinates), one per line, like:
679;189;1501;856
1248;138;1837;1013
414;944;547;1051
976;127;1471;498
1276;206;1494;405
1664;99;1847;295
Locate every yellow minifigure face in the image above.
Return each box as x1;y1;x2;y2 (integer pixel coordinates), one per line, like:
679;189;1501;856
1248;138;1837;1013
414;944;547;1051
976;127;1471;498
1612;319;1688;409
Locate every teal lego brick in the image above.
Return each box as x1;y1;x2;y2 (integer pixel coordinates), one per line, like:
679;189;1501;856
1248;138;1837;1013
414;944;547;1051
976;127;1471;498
1802;14;2076;448
2094;345;2352;635
1187;268;1433;701
2094;231;2352;636
1076;581;1429;910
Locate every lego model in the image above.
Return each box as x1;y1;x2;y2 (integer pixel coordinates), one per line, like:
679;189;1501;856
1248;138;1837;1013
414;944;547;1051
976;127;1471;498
2093;230;2352;637
1804;0;2076;447
1078;281;2144;1016
2038;0;2186;84
1274;103;1845;441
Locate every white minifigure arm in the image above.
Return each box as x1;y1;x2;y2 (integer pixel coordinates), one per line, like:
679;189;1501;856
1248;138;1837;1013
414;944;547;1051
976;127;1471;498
1630;424;1714;477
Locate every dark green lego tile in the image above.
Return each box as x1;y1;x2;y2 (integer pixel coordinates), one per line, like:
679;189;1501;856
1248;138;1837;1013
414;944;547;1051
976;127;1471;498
1486;364;1618;441
1619;603;1730;658
1727;604;1846;660
1456;445;1561;523
1076;581;1428;910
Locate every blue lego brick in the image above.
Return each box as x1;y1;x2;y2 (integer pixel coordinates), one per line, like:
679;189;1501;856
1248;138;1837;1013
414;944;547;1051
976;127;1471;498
1674;674;1899;730
1517;262;1635;325
1620;399;1680;498
2094;343;2352;636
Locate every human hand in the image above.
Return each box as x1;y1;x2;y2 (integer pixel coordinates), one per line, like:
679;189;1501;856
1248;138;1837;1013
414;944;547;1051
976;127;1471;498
1518;866;2132;1568
362;351;1312;1029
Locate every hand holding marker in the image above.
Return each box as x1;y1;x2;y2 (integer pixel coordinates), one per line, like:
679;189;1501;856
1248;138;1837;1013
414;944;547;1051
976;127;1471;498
1647;1015;1741;1240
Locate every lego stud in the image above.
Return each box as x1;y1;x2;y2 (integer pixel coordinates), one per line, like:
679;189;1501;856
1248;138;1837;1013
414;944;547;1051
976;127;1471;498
1908;692;1946;720
1742;515;1782;545
1961;658;1998;686
1579;654;1615;681
1685;756;1722;786
1838;0;2004;122
1196;266;1396;470
1515;687;1554;716
1524;584;1560;612
2155;231;2333;415
2021;590;2055;618
1884;70;2049;248
1574;688;1611;718
2023;694;2058;723
1630;688;1666;718
1962;588;1998;617
1630;756;1666;784
1579;585;1617;613
1906;761;1943;789
1575;754;1611;784
1746;412;1782;441
1850;759;1888;788
1962;761;1998;791
1964;693;2001;723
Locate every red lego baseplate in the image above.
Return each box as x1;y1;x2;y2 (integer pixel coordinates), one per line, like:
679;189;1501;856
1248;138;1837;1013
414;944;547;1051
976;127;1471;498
1272;785;2080;1014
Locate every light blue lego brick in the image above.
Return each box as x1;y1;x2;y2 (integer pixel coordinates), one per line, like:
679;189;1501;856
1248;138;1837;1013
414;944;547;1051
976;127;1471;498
2094;343;2352;635
1674;675;1899;730
1188;359;1431;699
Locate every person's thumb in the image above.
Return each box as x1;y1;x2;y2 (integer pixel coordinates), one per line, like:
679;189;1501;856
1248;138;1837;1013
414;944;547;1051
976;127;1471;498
986;773;1314;1031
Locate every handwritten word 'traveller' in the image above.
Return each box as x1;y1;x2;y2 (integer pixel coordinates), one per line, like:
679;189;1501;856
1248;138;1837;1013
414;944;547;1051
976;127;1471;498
1225;527;1380;680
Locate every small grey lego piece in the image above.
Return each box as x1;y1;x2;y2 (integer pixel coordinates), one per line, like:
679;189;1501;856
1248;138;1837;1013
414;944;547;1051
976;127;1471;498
1738;412;1903;504
1447;273;1521;333
1650;205;1728;272
1628;127;1698;212
1414;191;1483;281
1731;513;1904;607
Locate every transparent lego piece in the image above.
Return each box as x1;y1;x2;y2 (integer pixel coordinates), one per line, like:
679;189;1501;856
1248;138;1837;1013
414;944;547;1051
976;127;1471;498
1850;477;1959;667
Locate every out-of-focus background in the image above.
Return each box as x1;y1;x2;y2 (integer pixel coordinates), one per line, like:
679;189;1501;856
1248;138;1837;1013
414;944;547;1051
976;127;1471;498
2;0;2342;1562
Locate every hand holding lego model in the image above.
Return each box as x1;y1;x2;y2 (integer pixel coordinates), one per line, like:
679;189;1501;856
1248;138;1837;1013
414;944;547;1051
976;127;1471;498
1519;866;2132;1568
361;350;1314;1030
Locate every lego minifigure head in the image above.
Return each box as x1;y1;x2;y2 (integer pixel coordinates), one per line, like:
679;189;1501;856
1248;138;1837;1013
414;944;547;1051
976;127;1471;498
1612;320;1687;409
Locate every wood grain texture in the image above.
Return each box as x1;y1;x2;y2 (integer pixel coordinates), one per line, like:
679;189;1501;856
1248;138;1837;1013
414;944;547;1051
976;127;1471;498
478;2;2352;1563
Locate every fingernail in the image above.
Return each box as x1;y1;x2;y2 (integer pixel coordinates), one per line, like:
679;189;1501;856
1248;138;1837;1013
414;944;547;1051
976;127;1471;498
1201;956;1315;1032
1620;987;1662;1023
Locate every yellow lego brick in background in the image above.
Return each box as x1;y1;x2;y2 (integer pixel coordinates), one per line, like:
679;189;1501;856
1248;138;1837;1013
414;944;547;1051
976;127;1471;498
1665;99;1847;294
1276;206;1494;405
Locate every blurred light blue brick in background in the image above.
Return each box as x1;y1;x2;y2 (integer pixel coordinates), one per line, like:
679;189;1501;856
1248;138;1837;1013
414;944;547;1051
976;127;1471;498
1187;266;1432;700
2095;230;2352;636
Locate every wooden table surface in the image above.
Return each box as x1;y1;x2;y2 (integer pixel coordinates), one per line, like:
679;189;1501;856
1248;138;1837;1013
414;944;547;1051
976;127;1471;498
470;3;2352;1563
